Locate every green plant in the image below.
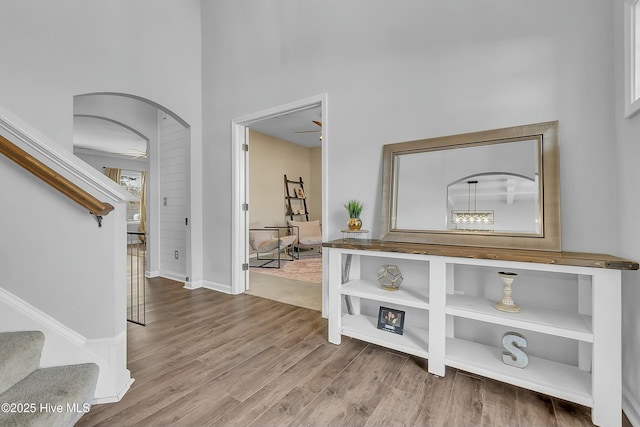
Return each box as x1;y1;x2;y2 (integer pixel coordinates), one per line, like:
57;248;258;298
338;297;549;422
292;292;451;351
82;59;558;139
344;199;365;218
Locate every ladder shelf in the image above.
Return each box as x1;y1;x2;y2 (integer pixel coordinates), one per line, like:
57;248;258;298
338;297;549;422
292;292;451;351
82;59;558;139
284;174;310;221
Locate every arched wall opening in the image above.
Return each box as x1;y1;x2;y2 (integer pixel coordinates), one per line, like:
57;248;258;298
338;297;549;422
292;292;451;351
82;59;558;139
73;92;192;285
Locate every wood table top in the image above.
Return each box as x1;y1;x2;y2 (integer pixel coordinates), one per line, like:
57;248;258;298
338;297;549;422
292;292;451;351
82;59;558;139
322;239;639;271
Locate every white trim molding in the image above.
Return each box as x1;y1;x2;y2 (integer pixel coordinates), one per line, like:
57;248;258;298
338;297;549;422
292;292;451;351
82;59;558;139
0;287;86;346
184;280;232;294
160;270;188;284
93;375;134;405
624;385;640;427
230;94;329;301
625;0;640;118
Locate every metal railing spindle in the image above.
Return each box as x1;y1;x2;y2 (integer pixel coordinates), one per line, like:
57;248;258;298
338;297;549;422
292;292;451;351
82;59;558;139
127;232;146;326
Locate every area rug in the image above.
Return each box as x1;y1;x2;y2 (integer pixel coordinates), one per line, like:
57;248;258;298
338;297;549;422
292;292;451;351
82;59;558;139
250;257;322;284
247;274;321;311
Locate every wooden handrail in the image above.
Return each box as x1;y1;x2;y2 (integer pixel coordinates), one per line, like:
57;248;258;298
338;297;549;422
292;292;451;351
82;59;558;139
0;134;114;217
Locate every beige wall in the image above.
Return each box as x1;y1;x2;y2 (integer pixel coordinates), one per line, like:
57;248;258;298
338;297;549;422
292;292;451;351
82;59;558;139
248;130;321;227
309;146;322;222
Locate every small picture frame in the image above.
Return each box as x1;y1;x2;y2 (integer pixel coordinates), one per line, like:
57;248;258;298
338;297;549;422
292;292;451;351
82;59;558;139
296;187;305;199
377;306;405;335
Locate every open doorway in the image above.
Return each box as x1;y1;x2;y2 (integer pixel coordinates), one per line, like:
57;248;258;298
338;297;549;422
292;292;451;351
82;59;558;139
231;94;329;315
73;93;192;322
245;124;322;310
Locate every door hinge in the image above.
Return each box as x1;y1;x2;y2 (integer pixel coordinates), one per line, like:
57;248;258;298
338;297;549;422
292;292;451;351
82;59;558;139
185;217;189;226
242;203;249;211
242;144;249;152
242;263;249;271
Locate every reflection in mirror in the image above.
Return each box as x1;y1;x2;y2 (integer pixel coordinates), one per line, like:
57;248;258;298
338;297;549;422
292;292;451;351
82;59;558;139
393;138;541;236
381;121;560;251
447;173;538;233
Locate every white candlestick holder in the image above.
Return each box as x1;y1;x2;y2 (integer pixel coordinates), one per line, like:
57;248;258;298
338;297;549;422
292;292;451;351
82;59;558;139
495;272;520;313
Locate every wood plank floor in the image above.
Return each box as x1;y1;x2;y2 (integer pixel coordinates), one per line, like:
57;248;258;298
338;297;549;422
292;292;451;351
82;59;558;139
76;277;613;427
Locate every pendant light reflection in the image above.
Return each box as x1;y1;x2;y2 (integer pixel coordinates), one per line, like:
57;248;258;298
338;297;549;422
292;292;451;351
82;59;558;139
451;180;494;231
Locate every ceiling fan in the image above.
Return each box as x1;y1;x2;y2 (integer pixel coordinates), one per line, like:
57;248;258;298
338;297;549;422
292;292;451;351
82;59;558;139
294;120;322;134
294;120;323;141
126;147;147;159
113;148;147;160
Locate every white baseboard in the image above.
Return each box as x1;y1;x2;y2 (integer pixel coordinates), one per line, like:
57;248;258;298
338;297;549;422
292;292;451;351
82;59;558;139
202;280;232;294
146;270;160;278
183;280;201;290
624;385;640;427
160;270;187;283
93;374;134;404
185;280;232;294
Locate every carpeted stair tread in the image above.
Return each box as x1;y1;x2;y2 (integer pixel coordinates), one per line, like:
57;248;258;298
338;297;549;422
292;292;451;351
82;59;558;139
0;331;44;395
0;363;99;427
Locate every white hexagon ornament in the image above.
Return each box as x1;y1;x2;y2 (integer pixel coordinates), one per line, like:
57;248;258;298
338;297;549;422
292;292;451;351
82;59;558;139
377;265;403;291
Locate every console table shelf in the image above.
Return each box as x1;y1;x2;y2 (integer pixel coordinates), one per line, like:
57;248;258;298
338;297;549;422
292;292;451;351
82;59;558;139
324;239;637;427
341;314;429;359
446;294;593;342
342;279;429;310
445;337;593;406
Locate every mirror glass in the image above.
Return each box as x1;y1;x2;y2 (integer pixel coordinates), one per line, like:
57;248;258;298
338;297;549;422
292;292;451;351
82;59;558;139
393;138;541;235
447;172;539;233
381;121;560;251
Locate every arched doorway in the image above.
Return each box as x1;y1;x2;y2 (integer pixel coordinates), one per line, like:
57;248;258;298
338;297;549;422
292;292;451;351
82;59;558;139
72;93;192;288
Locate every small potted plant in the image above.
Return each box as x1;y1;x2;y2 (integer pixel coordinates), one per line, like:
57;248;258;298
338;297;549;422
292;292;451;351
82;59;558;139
344;199;364;230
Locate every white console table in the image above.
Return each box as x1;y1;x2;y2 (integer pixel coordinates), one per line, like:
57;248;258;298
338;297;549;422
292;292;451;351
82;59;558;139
324;239;638;427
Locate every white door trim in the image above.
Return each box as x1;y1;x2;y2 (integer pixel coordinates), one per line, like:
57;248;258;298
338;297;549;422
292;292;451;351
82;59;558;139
231;94;329;315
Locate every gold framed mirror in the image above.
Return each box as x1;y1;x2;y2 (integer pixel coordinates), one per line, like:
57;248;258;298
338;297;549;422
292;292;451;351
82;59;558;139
381;121;560;251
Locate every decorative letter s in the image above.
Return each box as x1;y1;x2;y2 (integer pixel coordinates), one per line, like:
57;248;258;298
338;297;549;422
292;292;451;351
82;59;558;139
502;332;528;368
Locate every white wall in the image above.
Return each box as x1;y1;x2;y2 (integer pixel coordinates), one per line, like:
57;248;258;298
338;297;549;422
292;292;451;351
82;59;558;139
614;0;640;423
0;106;132;400
201;0;618;279
0;0;204;284
1;0;635;413
200;0;639;417
0;0;201;401
0;156;122;338
0;0;203;283
0;1;201;152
